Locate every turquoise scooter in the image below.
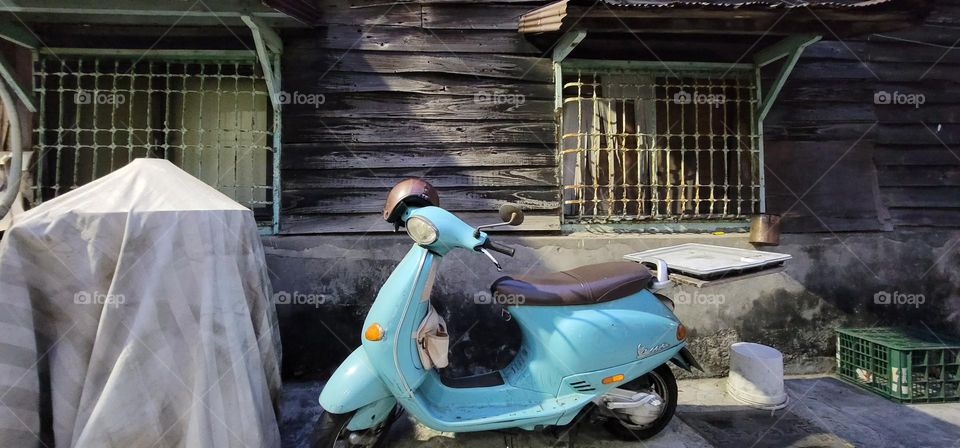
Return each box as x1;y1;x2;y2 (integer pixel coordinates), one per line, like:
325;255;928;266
314;178;701;446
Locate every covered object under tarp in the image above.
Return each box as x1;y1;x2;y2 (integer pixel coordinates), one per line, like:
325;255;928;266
0;159;282;447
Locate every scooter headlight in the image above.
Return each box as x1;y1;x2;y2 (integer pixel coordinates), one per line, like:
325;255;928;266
406;216;438;245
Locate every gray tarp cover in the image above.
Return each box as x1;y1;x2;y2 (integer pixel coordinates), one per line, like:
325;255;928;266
0;159;282;447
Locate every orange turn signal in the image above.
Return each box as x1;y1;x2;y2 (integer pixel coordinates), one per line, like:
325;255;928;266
677;324;687;341
365;323;385;341
601;374;625;385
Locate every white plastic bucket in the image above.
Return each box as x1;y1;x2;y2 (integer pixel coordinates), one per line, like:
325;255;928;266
726;342;788;410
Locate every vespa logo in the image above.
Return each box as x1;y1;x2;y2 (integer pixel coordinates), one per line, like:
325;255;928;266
637;342;670;359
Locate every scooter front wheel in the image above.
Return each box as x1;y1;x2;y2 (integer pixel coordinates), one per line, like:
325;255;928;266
311;406;400;448
601;364;678;441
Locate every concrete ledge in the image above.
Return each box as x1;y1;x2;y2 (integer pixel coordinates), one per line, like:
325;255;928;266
264;229;960;379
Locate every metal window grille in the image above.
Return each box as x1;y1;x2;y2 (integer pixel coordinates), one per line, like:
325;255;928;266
560;65;760;223
32;52;276;228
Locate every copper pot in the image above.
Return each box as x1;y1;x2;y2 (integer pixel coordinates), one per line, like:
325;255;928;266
749;214;781;245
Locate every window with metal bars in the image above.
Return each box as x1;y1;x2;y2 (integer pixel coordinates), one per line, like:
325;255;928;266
32;52;276;229
560;63;761;224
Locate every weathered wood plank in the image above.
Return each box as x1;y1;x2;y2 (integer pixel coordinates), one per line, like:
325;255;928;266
879;166;960;187
567;5;922;22
282;118;556;144
780;214;892;233
779;81;960;105
875;104;960;124
314;0;542;6
420;0;544;3
764;140;886;232
767;103;875;123
284;166;558;189
281;144;555;169
307;0;544;26
770;103;960;124
569;16;913;37
566;34;775;62
874;147;960;166
283;72;554;98
280;211;561;234
306;0;421;26
421;4;531;30
880;187;960;208
774;211;887;233
790;61;960;82
802;40;960;64
283;187;560;214
926;6;960;26
766;124;960;144
889;208;960;227
878;124;960;145
763;123;877;142
283;93;553;120
285;50;553;82
288;25;539;54
777;81;876;104
868;26;960;48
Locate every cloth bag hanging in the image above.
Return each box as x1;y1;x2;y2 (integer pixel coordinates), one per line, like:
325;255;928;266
415;304;450;369
0;151;32;231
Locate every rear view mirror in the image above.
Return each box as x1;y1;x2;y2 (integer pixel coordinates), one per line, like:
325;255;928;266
499;204;524;226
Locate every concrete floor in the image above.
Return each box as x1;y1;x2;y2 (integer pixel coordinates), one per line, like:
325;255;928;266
281;376;960;447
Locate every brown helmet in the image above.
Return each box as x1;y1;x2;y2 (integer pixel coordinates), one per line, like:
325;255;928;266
383;178;440;224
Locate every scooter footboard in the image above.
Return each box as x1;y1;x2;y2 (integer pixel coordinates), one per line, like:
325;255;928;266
319;347;393;420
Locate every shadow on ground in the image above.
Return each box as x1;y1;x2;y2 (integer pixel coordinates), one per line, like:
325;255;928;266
280;376;960;447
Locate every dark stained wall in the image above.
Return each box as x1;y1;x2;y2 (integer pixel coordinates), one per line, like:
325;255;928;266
279;0;560;234
269;1;960;379
279;0;960;234
764;0;960;232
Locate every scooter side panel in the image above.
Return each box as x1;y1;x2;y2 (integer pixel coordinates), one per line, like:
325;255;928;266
553;347;680;426
505;290;682;396
319;347;392;414
362;246;433;395
556;347;681;397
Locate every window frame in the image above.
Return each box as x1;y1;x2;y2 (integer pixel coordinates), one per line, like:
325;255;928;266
555;59;765;230
30;47;282;234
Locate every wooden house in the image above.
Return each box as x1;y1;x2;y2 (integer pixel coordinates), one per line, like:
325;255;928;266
1;0;958;377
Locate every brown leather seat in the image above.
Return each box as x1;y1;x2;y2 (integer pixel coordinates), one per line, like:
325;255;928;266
491;261;653;306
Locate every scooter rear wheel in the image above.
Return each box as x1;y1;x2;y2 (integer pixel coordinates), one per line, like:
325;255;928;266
311;406;400;448
602;364;678;441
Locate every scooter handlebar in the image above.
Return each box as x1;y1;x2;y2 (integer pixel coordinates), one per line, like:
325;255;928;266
481;239;515;257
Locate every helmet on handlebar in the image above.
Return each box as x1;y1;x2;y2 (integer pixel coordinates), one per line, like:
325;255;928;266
383;177;440;226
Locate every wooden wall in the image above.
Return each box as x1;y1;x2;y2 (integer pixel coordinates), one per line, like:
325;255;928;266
764;0;960;232
279;0;559;234
279;0;960;234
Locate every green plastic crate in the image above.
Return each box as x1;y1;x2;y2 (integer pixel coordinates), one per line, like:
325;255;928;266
837;327;960;403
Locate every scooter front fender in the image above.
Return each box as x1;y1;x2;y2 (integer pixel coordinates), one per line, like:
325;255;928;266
319;347;392;414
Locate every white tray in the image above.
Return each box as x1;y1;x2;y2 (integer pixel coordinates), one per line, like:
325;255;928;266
623;243;792;278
